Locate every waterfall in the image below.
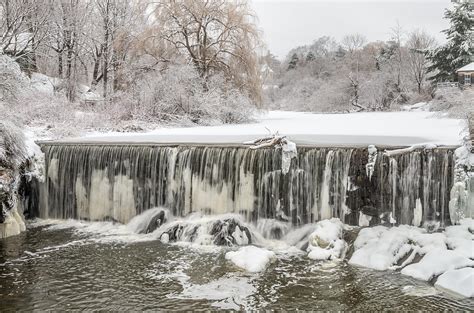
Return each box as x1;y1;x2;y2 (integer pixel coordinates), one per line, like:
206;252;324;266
38;144;456;227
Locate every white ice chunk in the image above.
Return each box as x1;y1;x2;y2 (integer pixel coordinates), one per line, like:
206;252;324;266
225;245;275;272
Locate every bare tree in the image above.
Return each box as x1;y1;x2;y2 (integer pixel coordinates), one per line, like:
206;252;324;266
148;0;263;105
389;22;406;91
342;34;367;110
341;33;366;54
406;30;436;93
0;0;51;71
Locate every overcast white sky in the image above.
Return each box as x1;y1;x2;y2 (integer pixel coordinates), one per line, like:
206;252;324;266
251;0;451;59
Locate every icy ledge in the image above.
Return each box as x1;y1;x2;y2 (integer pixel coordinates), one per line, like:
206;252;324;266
349;218;474;298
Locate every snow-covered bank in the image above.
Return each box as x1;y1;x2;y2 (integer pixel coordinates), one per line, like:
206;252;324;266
58;111;463;147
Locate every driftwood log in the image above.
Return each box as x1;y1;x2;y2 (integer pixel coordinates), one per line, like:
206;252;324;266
244;134;289;149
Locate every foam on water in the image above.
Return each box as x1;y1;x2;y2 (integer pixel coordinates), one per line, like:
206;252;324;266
175;275;257;310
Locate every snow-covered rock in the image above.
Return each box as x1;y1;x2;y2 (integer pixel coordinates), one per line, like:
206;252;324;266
349;224;451;271
401;249;474;281
349;225;418;270
349;219;474;297
307;218;347;261
157;214;252;246
435;267;474;298
225;245;275;272
445;218;474;259
0;54;30;100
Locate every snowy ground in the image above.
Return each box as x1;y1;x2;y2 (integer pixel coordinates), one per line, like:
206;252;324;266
47;110;464;147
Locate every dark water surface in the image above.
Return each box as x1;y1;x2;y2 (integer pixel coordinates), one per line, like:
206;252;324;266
1;222;472;311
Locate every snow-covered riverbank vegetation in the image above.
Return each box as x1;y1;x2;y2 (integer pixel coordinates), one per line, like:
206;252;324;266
0;0;471;141
1;1;261;139
262;1;472;116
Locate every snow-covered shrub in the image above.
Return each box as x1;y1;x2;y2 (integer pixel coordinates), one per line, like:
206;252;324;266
113;64;255;125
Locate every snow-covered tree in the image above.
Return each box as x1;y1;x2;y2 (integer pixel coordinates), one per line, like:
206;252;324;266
428;1;474;82
287;53;299;70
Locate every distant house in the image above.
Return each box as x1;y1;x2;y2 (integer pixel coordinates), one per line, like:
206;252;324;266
456;62;474;87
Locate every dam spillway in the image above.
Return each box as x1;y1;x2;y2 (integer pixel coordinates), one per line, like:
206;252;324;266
38;143;456;227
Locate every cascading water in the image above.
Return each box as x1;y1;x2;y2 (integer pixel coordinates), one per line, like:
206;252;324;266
36;144;456;227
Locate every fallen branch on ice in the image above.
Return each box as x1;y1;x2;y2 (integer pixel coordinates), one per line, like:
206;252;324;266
244;131;297;174
244;134;288;150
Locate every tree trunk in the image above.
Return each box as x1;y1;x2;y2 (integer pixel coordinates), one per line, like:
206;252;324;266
58;52;63;77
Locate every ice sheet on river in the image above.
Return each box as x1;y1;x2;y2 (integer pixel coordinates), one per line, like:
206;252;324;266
64;111;463;147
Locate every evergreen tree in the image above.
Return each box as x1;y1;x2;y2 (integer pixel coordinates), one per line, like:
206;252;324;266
428;1;474;82
335;46;346;59
306;51;316;62
288;53;299;70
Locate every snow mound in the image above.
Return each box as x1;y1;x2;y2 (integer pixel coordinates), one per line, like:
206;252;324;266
401;249;474;281
435;267;474;298
225;245;275;272
307;218;347;260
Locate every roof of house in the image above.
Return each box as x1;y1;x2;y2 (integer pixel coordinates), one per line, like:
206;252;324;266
457;62;474;72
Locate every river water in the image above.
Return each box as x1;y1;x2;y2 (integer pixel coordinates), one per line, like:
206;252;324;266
1;219;473;311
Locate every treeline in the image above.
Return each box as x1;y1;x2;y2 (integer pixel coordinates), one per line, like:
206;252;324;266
263;1;473;112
